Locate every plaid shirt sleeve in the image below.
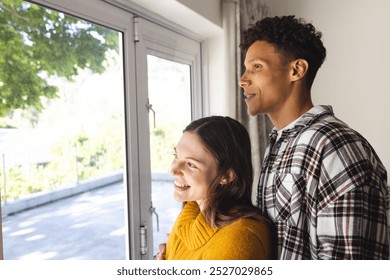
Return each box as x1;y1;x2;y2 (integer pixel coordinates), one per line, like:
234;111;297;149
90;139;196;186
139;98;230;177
315;128;389;259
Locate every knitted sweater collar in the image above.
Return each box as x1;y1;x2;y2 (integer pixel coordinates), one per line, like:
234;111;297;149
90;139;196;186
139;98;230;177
176;202;218;250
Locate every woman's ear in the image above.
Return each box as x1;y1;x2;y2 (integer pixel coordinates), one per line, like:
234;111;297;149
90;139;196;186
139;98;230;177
290;59;309;82
220;169;236;185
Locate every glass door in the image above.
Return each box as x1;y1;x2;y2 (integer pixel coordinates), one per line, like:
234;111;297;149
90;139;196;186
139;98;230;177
135;17;204;259
147;55;192;253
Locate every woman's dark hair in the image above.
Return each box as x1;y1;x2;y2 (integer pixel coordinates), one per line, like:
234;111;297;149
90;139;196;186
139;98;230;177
184;116;267;228
240;15;326;88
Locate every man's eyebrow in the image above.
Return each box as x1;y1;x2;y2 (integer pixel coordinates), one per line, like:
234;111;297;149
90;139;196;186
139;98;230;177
245;57;268;65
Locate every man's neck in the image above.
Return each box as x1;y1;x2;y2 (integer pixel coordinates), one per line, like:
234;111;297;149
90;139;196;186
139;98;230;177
270;97;313;130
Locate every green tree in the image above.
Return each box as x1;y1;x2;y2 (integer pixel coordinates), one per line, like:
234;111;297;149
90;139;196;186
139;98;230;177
0;0;119;117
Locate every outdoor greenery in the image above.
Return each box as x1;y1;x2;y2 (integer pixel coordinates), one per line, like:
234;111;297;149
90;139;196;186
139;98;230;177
150;126;183;173
0;0;123;202
0;0;118;117
1;127;124;201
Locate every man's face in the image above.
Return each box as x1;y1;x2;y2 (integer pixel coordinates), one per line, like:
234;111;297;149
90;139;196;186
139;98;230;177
239;40;292;116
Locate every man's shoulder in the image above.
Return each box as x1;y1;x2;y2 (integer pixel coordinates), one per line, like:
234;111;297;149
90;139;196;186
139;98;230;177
294;114;387;175
296;114;364;145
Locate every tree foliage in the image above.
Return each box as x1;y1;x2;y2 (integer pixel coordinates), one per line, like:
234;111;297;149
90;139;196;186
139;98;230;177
0;0;119;117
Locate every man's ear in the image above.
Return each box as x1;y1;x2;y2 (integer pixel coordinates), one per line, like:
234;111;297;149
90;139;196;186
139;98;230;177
290;59;309;81
220;169;236;185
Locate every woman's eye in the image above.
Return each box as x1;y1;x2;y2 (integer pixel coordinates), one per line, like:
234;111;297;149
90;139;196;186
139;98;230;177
187;162;197;169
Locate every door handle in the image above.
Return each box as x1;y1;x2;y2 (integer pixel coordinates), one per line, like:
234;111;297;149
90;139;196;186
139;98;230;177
146;100;156;128
150;204;159;232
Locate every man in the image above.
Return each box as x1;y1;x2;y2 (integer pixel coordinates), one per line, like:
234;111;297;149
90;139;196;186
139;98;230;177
239;15;389;259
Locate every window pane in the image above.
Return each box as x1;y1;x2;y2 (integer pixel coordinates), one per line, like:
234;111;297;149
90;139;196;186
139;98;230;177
0;0;126;259
147;55;192;253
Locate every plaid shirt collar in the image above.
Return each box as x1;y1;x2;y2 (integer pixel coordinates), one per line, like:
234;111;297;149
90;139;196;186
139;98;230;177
269;105;335;142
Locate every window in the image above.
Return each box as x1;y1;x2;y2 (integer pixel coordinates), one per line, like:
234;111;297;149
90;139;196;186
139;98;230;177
0;0;204;260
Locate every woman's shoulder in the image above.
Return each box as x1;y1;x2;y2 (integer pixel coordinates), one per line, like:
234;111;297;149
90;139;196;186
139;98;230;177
240;217;269;228
215;217;271;246
205;218;272;259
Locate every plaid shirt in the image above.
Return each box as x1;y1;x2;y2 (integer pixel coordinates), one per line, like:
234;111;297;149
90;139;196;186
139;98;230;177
257;105;390;259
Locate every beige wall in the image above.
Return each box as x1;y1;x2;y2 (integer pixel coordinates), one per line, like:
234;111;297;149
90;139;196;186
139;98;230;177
264;0;390;180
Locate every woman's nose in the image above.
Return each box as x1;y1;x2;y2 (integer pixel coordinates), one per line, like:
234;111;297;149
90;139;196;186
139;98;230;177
170;160;181;176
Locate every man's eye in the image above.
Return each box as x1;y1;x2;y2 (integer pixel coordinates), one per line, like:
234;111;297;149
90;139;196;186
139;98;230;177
254;64;262;69
173;153;178;159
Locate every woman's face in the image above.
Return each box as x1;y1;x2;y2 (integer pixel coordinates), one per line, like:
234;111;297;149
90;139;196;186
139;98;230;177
170;131;219;210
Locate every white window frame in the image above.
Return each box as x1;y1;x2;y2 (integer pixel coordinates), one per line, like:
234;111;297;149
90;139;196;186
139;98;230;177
134;16;204;259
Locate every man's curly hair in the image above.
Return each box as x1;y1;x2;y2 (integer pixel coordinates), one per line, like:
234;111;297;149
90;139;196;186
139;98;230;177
240;15;326;88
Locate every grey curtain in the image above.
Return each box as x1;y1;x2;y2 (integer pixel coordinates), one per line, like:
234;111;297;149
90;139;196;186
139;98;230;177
223;0;273;203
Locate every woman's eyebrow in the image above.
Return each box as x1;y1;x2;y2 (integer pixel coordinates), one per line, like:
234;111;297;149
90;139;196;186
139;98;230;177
174;147;205;164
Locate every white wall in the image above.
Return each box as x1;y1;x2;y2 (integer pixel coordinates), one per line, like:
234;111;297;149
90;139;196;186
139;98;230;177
208;33;230;116
176;0;222;27
124;0;222;37
264;0;390;181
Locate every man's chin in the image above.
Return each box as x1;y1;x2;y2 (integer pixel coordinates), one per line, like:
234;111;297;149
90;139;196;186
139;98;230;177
247;108;259;116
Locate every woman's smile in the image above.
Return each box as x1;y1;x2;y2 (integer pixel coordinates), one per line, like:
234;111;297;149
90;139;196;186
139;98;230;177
174;181;190;191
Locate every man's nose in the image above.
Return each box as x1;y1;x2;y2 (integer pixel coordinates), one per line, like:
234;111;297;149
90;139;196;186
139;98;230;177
239;72;251;88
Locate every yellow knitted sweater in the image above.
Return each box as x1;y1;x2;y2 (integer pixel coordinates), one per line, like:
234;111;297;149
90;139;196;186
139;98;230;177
165;201;272;260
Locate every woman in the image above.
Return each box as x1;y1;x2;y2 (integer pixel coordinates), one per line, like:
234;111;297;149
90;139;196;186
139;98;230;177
158;116;272;260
